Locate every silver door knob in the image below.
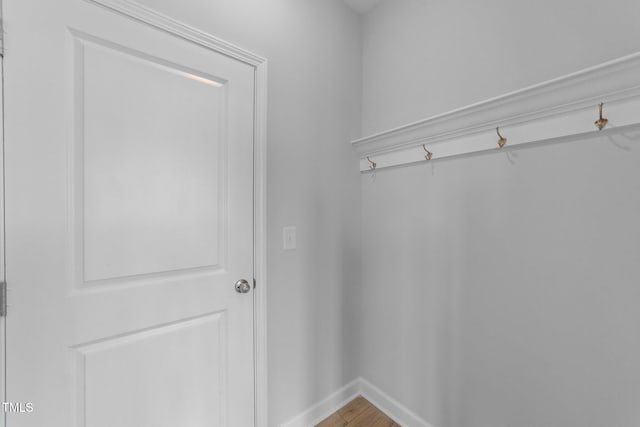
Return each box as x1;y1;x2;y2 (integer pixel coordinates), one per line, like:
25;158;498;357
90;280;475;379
235;279;251;294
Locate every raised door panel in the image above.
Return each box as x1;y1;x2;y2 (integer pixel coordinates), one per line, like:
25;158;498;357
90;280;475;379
75;313;226;427
75;34;227;284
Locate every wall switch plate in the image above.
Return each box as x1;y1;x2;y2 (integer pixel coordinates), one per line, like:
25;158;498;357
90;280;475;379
283;226;297;251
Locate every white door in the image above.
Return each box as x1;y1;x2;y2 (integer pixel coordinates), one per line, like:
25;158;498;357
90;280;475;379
3;0;256;426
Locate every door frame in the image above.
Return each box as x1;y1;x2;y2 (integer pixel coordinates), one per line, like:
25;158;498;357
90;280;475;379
0;5;6;419
0;0;269;425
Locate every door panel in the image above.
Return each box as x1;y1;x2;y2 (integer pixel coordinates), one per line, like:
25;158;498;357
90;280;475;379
77;32;226;283
76;313;226;427
4;0;255;426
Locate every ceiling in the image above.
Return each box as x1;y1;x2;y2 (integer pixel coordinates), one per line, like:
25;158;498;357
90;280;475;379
343;0;384;14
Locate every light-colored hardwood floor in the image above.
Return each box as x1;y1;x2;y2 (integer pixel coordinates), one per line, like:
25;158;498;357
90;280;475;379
315;396;400;427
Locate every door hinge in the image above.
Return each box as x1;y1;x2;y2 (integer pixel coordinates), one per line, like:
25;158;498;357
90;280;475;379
0;282;6;317
253;278;256;289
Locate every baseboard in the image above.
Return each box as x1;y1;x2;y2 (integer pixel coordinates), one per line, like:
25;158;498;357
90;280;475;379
279;378;361;427
278;377;434;427
359;378;435;427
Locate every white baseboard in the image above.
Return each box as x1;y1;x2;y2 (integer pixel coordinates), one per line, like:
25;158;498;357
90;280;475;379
278;377;434;427
279;378;361;427
359;378;435;427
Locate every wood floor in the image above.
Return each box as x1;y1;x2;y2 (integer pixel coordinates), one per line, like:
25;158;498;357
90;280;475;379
315;396;399;427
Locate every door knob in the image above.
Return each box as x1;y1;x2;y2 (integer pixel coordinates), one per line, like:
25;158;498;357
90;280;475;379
235;279;251;294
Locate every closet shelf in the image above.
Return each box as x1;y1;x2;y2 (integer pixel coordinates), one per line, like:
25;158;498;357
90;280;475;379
352;52;640;172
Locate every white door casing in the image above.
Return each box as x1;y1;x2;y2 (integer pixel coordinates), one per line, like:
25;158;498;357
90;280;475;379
2;0;268;426
0;17;6;422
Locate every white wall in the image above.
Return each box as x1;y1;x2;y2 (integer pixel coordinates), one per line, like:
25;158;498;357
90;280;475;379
359;1;640;426
362;0;640;136
133;1;363;425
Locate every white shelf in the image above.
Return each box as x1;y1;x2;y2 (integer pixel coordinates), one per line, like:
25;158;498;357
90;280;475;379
352;52;640;172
